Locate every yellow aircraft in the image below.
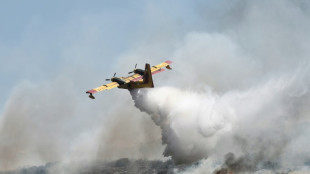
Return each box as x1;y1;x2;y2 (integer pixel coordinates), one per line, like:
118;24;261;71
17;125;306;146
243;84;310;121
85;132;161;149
86;60;173;99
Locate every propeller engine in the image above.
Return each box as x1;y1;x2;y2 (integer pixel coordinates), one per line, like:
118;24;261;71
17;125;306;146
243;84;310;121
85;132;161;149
128;64;137;74
106;73;116;81
105;73;126;85
128;64;145;75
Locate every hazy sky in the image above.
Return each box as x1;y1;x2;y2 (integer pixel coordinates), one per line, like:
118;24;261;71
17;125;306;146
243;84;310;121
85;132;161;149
0;0;228;113
2;0;309;117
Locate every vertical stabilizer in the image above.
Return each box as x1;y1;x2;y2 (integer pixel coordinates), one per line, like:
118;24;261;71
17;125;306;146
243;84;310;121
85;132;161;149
143;63;154;88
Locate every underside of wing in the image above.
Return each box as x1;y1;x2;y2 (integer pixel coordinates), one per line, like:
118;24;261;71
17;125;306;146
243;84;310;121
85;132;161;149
86;82;119;94
123;60;173;82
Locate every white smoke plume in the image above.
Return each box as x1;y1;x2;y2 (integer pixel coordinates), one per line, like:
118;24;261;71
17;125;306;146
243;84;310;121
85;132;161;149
130;68;310;172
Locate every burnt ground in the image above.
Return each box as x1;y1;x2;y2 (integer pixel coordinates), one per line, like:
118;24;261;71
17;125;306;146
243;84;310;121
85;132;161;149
0;158;301;174
0;158;196;174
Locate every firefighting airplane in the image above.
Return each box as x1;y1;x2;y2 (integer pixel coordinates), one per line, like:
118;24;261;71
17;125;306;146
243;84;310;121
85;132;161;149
86;60;173;99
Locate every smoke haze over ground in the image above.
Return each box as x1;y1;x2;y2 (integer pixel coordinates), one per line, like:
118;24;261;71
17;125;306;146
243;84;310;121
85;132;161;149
1;0;310;173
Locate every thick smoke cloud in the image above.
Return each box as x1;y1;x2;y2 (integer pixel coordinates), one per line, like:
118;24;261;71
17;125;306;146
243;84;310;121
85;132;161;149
0;78;164;171
130;70;309;167
0;80;77;169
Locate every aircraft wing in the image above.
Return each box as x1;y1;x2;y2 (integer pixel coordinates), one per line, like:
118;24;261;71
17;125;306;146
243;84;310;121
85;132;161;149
86;82;119;94
151;60;173;72
122;73;142;83
125;60;173;82
149;60;173;77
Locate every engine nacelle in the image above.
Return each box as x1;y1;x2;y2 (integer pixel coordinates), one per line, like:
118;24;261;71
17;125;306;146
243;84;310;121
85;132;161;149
134;69;145;75
111;77;126;85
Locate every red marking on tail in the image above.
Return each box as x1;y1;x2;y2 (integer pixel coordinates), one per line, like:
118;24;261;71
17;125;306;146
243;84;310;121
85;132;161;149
86;89;97;93
165;60;173;64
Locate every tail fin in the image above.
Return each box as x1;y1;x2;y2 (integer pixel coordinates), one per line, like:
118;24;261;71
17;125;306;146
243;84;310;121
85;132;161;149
142;63;154;88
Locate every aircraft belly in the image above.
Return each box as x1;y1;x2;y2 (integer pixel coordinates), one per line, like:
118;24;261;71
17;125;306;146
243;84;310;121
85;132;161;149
118;83;129;89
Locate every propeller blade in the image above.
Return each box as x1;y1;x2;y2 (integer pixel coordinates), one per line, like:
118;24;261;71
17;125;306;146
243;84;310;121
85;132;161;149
134;63;137;69
128;71;133;74
105;79;110;81
113;73;116;77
